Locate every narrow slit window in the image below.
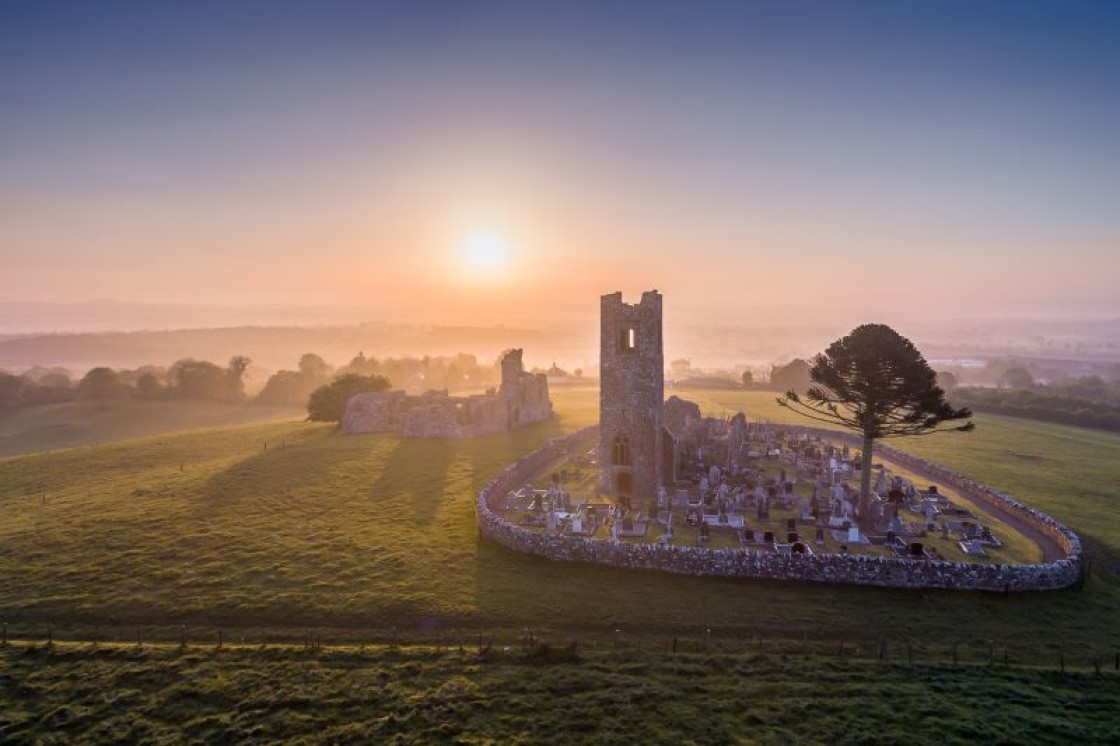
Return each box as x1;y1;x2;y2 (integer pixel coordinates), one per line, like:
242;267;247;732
619;327;636;352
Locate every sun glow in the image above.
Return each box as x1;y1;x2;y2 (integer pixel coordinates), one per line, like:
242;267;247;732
459;229;510;276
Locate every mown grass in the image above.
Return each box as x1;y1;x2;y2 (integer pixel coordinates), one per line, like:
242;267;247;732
0;386;1117;664
0;643;1116;745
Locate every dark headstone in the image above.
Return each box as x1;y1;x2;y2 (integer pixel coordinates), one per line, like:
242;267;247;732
909;542;924;557
792;542;806;554
763;531;775;543
787;532;799;544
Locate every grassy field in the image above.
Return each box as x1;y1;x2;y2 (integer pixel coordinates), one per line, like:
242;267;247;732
0;385;1117;663
1;643;1116;744
0;400;305;458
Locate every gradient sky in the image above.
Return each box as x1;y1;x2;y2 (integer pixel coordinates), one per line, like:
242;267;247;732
2;1;1119;325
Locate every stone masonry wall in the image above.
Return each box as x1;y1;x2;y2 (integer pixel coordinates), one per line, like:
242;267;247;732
598;290;664;500
343;348;551;438
477;427;1082;592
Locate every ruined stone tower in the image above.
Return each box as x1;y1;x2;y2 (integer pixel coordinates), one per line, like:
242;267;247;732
598;290;664;501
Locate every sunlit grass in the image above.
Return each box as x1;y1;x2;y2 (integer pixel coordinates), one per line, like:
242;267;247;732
0;384;1115;664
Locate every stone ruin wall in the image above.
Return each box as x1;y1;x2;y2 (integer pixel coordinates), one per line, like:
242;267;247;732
476;427;1082;592
341;348;552;438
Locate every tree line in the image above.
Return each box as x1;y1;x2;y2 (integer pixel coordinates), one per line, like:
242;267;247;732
0;357;254;413
0;351;507;422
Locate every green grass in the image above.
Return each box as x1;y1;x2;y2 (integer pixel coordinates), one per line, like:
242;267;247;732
0;385;1117;664
0;400;305;458
0;643;1116;744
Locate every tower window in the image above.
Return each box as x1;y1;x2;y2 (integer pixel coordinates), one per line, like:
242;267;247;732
612;436;631;466
619;327;636;352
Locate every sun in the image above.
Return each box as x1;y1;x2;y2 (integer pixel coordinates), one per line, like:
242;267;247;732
459;229;509;276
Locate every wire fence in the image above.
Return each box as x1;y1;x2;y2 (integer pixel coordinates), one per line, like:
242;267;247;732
1;623;1117;674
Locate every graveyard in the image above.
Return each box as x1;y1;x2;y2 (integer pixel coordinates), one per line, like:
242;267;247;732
479;290;1072;588
498;421;1045;567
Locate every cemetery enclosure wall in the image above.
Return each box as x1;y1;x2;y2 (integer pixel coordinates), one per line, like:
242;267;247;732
477;428;1082;592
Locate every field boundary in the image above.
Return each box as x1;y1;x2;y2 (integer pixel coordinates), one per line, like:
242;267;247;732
476;426;1082;591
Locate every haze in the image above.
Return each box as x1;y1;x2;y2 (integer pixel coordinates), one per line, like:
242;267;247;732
2;2;1119;352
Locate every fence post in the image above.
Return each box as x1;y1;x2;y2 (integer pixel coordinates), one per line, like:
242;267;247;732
47;625;52;646
217;630;223;650
180;624;186;648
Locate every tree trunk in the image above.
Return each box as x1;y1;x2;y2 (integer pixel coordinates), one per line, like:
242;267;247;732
860;433;874;525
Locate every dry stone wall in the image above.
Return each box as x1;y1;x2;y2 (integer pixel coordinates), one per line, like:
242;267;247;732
477;427;1082;592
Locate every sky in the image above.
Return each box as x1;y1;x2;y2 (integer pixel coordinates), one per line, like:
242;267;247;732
2;1;1119;328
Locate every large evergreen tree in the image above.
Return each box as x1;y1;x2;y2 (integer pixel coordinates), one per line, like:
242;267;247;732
777;324;973;522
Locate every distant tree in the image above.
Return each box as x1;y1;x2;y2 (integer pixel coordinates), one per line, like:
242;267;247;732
298;353;331;382
170;359;227;401
741;370;754;387
21;365;71;385
307;373;392;422
770;359;812;393
0;373;24;413
225;356;251;402
936;370;959;390
1000;367;1034;390
344;352;380;376
135;372;163;400
38;372;72;390
777;324;973;522
78;367;128;404
256;353;335;406
256;370;310;406
573;368;583;379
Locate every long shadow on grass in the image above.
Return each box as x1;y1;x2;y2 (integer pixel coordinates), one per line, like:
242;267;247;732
193;431;367;515
369;437;458;527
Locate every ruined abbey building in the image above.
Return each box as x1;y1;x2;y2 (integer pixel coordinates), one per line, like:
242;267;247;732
341;348;552;438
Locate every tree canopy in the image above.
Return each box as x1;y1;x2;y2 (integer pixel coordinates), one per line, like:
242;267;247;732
307;373;392;422
77;367;128;403
777;324;973;521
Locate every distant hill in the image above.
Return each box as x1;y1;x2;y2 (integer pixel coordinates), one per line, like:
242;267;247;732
0;322;593;374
